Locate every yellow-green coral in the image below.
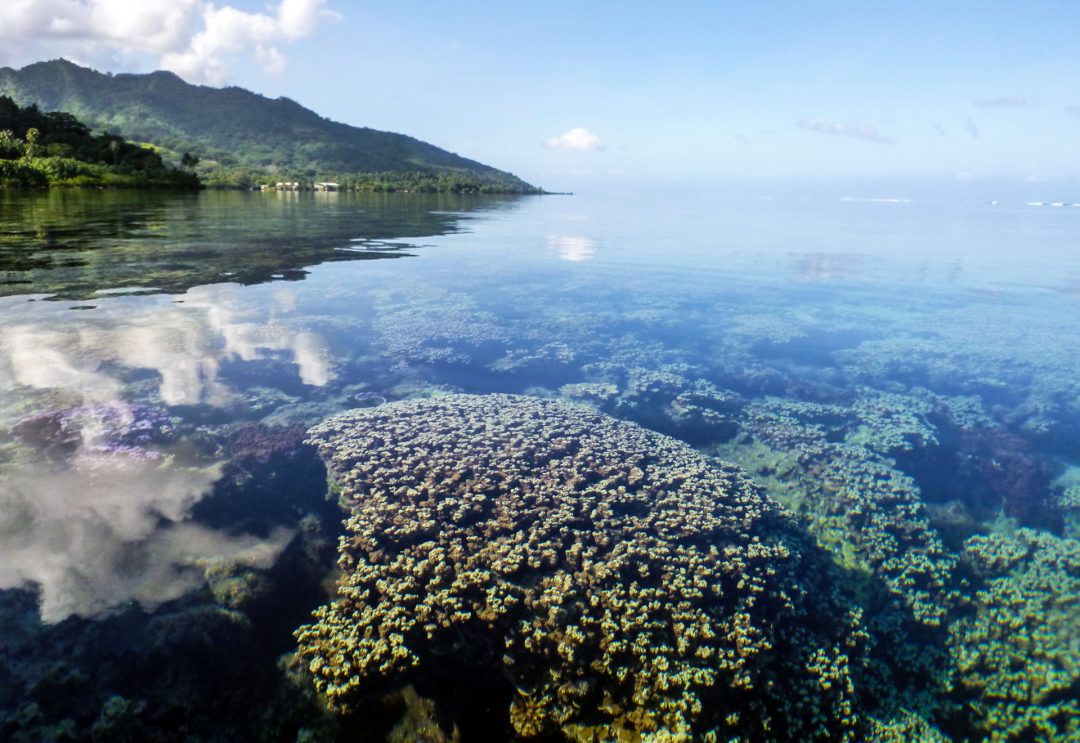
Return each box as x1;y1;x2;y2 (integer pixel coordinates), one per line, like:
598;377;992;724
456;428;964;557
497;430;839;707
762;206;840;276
948;529;1080;742
296;394;865;740
864;708;949;742
736;398;960;626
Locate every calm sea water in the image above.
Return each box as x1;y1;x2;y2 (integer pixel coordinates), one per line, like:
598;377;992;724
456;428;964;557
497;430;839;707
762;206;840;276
1;189;1078;741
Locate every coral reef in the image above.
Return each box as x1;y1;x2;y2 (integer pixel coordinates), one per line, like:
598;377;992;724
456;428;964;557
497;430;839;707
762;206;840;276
736;398;960;627
559;366;744;445
1060;484;1080;538
847;388;939;456
238;385;301;416
489;341;576;375
716;396;965;732
385;686;461;743
725;389;1079;741
558;381;621;409
6;185;1080;743
947;529;1080;742
297;393;866;740
228;422;309;465
371;284;512;370
865;709;950;742
833;302;1080;459
191;421;336;537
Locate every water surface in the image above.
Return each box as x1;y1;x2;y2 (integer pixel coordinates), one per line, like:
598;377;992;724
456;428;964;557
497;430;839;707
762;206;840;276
1;188;1077;741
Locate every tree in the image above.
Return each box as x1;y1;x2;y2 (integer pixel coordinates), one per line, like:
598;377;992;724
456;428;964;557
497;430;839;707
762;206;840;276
0;129;19;159
23;127;39;162
0;98;200;189
180;152;200;169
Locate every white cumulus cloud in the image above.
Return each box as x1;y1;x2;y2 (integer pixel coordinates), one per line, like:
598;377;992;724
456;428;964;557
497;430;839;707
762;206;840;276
0;0;340;84
546;127;606;151
0;0;200;54
254;43;287;76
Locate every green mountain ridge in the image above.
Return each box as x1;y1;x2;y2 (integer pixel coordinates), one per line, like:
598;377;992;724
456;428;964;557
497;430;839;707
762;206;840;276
0;59;540;192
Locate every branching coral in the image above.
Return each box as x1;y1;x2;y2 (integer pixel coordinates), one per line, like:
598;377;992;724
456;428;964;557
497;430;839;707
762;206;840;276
560;367;743;445
948;529;1080;742
297;393;866;740
370;284;512;369
738;398;959;626
721;398;961;730
847;388;939;456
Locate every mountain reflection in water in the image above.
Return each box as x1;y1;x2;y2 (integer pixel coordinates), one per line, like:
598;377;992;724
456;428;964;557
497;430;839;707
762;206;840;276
0;190;506;300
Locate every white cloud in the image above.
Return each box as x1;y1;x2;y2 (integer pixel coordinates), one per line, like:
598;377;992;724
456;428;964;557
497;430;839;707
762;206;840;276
90;0;202;53
0;0;340;84
277;0;329;38
797;117;895;145
546;127;606;151
255;43;287;76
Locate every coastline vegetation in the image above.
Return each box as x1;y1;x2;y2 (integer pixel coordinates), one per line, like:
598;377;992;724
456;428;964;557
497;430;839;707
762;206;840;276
0;96;199;189
0;60;544;194
210;169;544;193
0;95;537;194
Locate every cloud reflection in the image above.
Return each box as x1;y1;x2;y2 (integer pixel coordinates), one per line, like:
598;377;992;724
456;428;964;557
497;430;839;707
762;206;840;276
1;284;333;407
0;453;293;623
0;284;329;621
789;252;866;283
548;235;598;262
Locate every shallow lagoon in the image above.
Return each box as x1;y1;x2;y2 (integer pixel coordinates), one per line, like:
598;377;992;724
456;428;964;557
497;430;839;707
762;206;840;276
0;189;1078;740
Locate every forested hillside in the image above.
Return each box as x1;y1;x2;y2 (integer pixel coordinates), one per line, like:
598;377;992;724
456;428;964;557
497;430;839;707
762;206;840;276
0;60;540;192
0;95;198;188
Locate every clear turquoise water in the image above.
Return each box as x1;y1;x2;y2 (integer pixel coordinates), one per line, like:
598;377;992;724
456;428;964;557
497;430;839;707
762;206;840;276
1;189;1077;740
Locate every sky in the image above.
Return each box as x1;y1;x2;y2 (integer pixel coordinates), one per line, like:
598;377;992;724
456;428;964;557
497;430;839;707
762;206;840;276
2;0;1079;193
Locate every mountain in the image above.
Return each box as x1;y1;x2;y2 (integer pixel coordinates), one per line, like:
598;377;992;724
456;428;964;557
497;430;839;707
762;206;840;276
0;59;539;192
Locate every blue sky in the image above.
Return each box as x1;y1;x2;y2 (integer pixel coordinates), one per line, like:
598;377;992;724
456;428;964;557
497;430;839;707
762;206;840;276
3;1;1079;193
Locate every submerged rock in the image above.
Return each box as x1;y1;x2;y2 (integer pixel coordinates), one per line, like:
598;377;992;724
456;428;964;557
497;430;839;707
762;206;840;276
297;393;865;740
10;402;174;460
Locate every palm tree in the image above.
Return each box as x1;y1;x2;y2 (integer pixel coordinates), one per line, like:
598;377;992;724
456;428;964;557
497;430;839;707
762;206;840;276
23;127;39;162
0;129;19;158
